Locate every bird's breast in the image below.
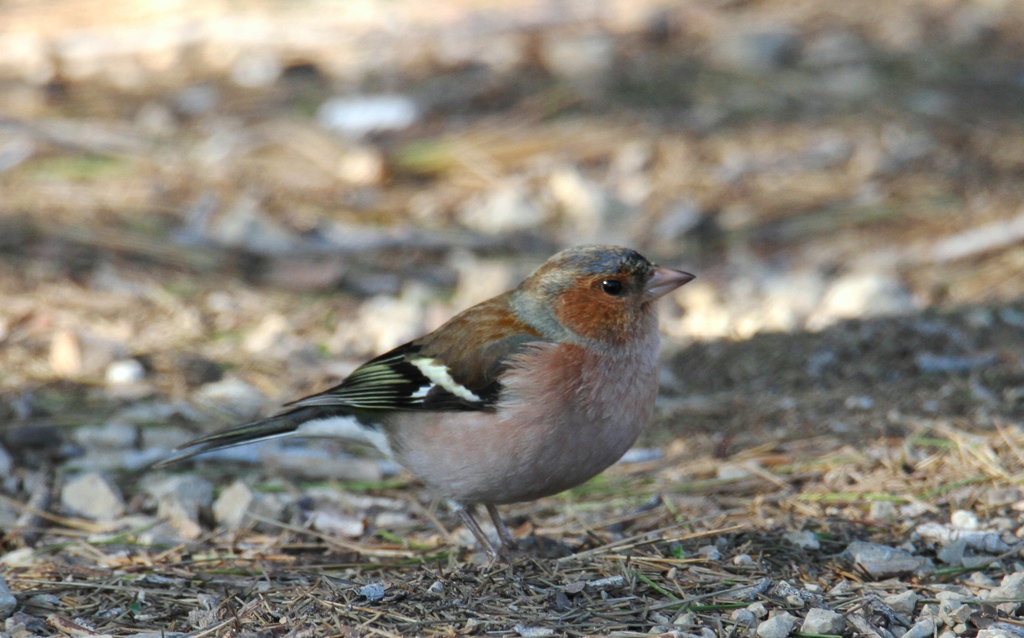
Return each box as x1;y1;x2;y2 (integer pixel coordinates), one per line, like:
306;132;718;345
387;333;660;505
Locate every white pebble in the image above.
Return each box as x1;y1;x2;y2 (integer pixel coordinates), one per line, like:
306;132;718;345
105;359;146;385
902;618;936;638
756;612;797;638
951;510;980;530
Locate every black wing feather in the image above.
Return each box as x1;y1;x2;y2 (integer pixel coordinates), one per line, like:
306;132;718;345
284;343;491;412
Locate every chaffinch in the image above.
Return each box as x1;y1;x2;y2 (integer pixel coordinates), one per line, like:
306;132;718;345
160;245;694;561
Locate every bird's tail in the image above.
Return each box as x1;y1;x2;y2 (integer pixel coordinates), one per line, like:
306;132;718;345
153;408;312;467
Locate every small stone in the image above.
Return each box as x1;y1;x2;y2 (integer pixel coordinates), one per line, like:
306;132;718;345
427;580;444;595
515;625;556;638
26;593;59;609
587;576;625;591
1;548;34;567
358;582;386;602
307;510;365;537
337;146;385;186
946;604;973;624
73;421;138;449
674;612;695;628
800;608;845;635
747;602;768;619
564;581;586;594
901;502;931;519
841;541;934;578
869;500;899;522
105;359;146;385
783;530;820;550
951;510;980;530
919;603;941;620
649;612;671;626
49;329;82;376
212;480;286;530
901;618;936;638
992;572;1024;610
917;521;1011;554
0;574;16;620
697;545;721;561
373;511;413;528
731;609;757;627
134;518;189;546
756;612;797;638
717;463;753;480
937;538;968;565
61;472;125;521
963;555;994;569
884;590;920;615
317;94;418;138
773;581;824;607
146;475;214;540
50;330;128;377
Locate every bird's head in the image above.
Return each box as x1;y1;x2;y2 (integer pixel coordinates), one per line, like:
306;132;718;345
512;245;694;348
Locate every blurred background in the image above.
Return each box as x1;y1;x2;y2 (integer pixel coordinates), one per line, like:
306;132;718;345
1;0;1024;512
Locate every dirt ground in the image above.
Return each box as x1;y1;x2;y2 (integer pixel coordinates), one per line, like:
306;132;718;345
3;0;1024;636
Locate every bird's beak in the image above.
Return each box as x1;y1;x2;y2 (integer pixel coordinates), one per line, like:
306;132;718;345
645;267;695;300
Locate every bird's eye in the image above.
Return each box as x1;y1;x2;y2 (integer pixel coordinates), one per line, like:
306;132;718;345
601;279;624;296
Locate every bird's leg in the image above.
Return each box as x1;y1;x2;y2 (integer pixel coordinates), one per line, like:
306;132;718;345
485;504;518;552
453;503;500;564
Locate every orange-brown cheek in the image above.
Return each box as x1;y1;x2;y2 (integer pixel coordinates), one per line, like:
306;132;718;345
554;289;632;344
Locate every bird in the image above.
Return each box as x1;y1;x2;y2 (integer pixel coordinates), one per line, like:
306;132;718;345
158;245;694;561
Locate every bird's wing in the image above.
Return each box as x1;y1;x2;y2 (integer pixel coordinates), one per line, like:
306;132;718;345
287;294;547;413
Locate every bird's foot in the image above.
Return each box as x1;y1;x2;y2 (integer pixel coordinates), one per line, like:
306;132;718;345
454;504;524;565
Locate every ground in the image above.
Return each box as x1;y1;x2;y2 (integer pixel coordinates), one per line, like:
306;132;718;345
3;0;1024;636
